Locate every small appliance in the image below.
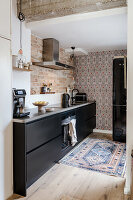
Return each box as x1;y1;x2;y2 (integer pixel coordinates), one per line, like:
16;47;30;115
71;88;87;104
75;93;87;103
13;89;30;118
62;93;70;108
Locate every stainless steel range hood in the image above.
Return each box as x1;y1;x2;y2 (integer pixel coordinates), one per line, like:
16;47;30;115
32;38;74;70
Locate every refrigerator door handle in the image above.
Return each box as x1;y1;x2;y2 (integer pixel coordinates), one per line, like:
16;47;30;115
124;56;127;89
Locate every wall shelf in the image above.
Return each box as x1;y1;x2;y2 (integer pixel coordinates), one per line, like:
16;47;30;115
13;66;32;72
40;92;55;94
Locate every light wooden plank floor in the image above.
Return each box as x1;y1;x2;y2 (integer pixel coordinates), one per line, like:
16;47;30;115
9;164;128;200
9;133;130;200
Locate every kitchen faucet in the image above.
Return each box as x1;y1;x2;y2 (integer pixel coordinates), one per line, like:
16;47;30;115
71;89;79;105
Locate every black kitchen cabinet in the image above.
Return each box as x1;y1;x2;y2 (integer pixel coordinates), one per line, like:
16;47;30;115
76;103;96;141
13;102;96;196
27;135;62;187
76;103;96;121
13;115;62;196
26;115;61;152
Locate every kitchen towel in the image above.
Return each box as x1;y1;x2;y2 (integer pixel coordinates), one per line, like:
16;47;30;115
63;124;71;146
62;116;77;146
69;119;77;146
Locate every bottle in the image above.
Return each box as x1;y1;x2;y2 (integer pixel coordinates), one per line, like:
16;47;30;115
43;84;47;92
49;83;52;92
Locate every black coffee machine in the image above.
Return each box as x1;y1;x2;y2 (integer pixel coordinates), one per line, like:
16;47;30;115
13;89;30;118
62;93;70;108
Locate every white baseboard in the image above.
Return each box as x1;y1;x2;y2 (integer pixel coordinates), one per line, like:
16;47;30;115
93;129;112;134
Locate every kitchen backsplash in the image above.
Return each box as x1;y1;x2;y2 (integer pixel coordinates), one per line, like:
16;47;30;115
30;34;74;94
74;50;127;131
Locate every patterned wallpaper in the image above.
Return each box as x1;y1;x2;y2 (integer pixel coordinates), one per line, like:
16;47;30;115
74;50;127;131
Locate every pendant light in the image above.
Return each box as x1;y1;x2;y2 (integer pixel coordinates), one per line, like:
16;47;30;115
17;0;25;68
70;46;75;61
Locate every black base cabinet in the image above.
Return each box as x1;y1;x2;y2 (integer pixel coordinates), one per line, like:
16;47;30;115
13;103;96;196
27;135;62;187
76;103;96;142
26;115;61;153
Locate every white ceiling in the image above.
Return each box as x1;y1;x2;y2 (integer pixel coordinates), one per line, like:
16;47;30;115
27;8;127;52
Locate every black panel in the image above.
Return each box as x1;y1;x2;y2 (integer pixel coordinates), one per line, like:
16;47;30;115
61;110;76;120
87;116;96;130
113;58;127;143
27;135;62;187
13;123;26;196
26;115;61;152
76;104;96;141
81;117;96;139
113;106;126;142
76;103;96;121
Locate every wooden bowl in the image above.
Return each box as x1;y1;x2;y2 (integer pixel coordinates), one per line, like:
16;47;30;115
33;102;48;112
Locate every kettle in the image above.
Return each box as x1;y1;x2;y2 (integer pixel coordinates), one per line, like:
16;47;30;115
62;93;70;108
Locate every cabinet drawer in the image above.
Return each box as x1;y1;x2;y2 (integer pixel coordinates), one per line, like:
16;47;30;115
76;103;96;121
27;135;62;187
76;116;96;141
87;116;96;130
26;115;61;152
83;116;96;138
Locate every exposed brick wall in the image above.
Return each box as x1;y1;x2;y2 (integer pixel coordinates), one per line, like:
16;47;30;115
31;34;74;95
31;35;43;62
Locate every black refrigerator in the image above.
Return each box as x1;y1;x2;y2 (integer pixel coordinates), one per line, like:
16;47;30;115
113;58;127;143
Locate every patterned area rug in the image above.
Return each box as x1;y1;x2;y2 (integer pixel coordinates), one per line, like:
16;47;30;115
60;137;126;177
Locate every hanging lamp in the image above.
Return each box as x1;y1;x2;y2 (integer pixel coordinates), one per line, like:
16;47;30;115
17;0;25;68
70;47;75;61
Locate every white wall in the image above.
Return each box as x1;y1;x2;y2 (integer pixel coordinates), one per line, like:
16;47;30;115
0;0;12;199
0;38;12;200
29;93;62;108
12;71;31;105
12;0;31;62
12;0;31;102
12;0;62;106
125;0;133;194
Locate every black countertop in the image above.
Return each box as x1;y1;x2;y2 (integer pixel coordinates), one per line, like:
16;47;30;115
13;101;95;124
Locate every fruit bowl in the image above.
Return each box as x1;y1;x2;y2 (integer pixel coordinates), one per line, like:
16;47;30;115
33;101;48;112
